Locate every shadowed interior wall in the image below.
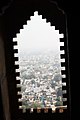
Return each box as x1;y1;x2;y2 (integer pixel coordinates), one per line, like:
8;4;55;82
0;1;71;120
0;36;11;120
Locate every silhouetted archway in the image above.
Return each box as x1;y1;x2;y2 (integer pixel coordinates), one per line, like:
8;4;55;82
0;0;71;120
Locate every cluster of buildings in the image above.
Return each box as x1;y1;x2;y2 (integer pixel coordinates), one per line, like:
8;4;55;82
19;52;63;109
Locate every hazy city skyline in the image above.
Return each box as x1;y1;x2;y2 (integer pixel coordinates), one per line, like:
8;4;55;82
14;11;64;110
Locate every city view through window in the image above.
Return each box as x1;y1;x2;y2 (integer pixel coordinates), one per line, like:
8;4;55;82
15;11;64;111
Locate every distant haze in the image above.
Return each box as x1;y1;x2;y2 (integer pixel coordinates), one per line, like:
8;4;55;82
16;11;63;56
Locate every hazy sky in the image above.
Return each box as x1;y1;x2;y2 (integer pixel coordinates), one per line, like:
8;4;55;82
16;11;63;55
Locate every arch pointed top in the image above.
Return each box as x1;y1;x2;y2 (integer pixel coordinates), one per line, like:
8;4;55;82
2;0;66;39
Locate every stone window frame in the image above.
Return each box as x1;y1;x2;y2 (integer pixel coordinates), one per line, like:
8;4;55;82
0;0;71;120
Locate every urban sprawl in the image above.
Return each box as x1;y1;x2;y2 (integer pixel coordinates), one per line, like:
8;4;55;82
19;51;63;109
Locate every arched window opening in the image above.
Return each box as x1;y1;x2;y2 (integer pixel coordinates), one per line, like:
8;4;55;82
13;11;67;113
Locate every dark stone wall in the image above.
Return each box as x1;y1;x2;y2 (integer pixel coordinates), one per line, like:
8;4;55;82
0;0;72;120
0;35;11;120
